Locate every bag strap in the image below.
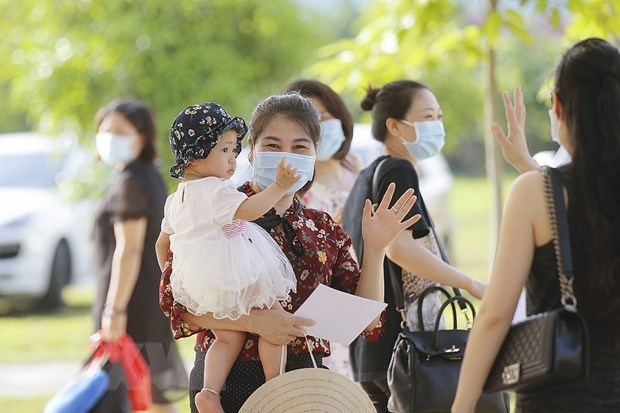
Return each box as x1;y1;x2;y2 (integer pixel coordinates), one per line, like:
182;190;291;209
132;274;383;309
542;166;577;311
371;158;468;330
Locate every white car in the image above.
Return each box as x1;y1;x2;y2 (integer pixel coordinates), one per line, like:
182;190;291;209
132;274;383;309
0;133;93;309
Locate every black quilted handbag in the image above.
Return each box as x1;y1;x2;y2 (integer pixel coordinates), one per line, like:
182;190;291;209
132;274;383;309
484;167;589;394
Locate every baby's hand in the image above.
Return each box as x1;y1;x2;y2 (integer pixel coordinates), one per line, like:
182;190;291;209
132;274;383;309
275;156;301;190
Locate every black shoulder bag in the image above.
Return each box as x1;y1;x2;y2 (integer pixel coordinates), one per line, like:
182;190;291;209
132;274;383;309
370;161;509;413
484;166;589;394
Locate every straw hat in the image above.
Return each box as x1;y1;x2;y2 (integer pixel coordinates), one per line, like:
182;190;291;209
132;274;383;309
239;368;374;413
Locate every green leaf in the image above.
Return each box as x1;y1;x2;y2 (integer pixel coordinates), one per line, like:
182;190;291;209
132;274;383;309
483;11;502;49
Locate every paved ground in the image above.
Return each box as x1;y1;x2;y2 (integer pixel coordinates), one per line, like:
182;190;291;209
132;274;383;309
0;359;193;397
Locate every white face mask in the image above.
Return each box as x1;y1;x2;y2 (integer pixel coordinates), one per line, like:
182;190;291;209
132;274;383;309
548;109;561;144
317;119;346;161
252;152;315;196
96;132;139;167
400;120;446;161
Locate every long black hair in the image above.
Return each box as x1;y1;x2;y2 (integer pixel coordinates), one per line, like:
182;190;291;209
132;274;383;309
555;38;620;320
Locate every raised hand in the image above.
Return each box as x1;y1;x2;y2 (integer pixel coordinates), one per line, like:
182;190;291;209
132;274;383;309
491;86;538;173
361;183;421;252
275;156;301;191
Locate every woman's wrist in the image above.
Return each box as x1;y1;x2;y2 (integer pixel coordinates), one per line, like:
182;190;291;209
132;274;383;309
103;305;126;316
361;243;386;257
515;156;539;174
246;313;255;334
247;310;260;335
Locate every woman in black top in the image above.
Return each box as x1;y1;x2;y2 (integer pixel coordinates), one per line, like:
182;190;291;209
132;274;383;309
344;81;485;412
92;98;187;411
453;38;620;413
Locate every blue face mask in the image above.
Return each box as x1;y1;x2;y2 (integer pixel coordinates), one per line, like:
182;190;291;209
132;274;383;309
317;119;346;161
96;132;139;167
252;152;315;196
400;120;446;161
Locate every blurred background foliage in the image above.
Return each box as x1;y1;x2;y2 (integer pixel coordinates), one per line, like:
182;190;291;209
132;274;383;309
0;0;331;190
1;0;619;190
308;0;620;176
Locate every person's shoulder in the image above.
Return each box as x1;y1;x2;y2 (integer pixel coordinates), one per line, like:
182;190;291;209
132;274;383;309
188;176;231;189
341;153;364;173
506;169;546;213
165;191;176;202
512;168;544;192
115;165;147;192
119;160;161;185
124;159;155;176
367;155;414;173
376;156;417;181
383;156;414;171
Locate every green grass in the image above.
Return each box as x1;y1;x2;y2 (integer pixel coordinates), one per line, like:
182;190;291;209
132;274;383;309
0;394;192;412
0;288;94;363
451;175;516;281
0;175;518;412
0;285;197;363
0;285;196;411
0;395;50;413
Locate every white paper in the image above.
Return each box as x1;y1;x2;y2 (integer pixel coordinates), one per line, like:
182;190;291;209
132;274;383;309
294;283;387;345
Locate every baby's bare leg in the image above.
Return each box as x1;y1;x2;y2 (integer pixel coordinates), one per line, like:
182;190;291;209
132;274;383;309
195;330;245;413
259;301;287;381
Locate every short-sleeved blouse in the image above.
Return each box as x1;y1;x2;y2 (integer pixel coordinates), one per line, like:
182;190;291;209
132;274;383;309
93;159;188;403
161;177;247;236
159;181;385;362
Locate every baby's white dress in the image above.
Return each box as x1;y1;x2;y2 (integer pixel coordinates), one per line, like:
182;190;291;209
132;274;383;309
162;177;296;319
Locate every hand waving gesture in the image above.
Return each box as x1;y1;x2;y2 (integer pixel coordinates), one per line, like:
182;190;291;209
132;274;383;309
361;183;421;252
491;86;538;173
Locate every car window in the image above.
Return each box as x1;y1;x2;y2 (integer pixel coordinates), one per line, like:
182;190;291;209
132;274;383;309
0;153;63;187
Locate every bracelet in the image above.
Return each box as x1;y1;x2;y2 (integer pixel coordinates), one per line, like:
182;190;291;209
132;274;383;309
103;306;126;316
246;314;255;334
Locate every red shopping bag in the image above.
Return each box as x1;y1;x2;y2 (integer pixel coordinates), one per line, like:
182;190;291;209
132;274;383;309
89;332;152;411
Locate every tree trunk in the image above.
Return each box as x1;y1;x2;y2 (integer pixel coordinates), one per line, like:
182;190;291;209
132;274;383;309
484;0;504;255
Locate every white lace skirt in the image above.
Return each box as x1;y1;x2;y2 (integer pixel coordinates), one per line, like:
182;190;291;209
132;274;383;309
170;222;296;319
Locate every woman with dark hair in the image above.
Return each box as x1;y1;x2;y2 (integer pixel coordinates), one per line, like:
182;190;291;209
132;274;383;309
93;98;188;412
344;80;485;412
284;80;362;222
453;38;620;412
159;92;420;412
